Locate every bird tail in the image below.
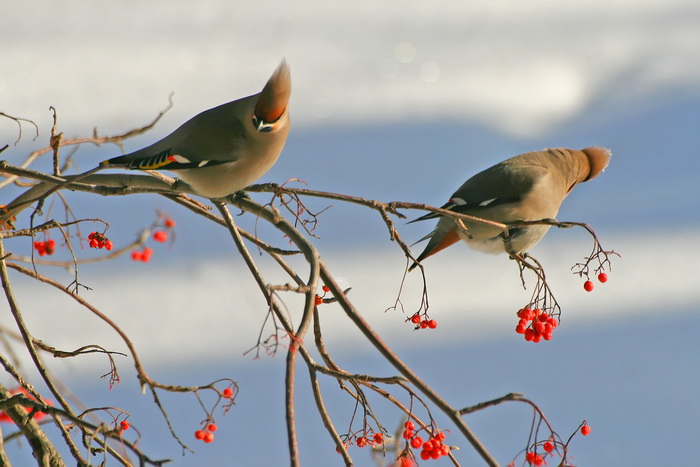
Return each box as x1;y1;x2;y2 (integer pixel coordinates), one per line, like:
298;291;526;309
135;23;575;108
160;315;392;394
408;226;461;271
407;211;441;224
407;199;459;224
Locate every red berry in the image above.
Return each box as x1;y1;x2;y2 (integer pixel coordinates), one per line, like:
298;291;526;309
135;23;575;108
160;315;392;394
131;251;142;261
373;432;383;444
44;239;56;255
525;451;536;462
431;448;441;459
203;432;214;443
207;423;217;432
88;232;96;240
164;218;176;228
583;280;594;292
314;295;323;306
427;319;437;329
515;324;526;334
543;441;554;452
322;285;330;293
120;420;130;431
404;420;415;430
141;247;153;262
423;440;433;451
399;457;414;467
153;231;168;243
598;272;608;283
410;436;423;448
581;424;591;436
89;238;99;248
435;432;446;441
223;387;234;398
533;454;544;466
104;240;113;251
420;450;431;460
411;314;421;324
419;320;428;329
524;329;535;341
356;436;367;448
194;430;205;440
403;429;414;440
440;444;450;456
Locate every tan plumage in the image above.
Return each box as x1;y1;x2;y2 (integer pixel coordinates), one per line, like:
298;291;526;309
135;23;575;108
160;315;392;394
410;147;611;270
102;60;291;198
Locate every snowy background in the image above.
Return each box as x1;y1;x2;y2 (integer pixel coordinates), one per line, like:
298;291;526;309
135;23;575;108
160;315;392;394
1;0;700;465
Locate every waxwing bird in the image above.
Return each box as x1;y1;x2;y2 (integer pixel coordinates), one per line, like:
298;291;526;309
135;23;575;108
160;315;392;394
409;147;611;270
102;60;291;198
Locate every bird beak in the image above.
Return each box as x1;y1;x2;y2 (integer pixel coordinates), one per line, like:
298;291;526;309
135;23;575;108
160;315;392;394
252;114;277;132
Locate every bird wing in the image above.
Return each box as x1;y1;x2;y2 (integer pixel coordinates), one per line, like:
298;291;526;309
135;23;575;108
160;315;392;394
103;99;252;171
410;161;548;224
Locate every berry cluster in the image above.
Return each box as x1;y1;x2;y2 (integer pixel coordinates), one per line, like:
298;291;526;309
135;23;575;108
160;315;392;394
314;285;331;306
515;308;558;343
400;421;450;461
33;239;56;256
131;247;153;263
418;432;450;460
409;314;438;330
131;217;176;263
521;439;556;466
337;431;384;453
153;230;168;243
525;451;545;465
583;272;608;292
0;387;51;423
153;217;176;243
194;423;217;444
88;232;113;250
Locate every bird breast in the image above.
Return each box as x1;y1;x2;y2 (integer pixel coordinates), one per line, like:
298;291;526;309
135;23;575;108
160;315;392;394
459;222;552;255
